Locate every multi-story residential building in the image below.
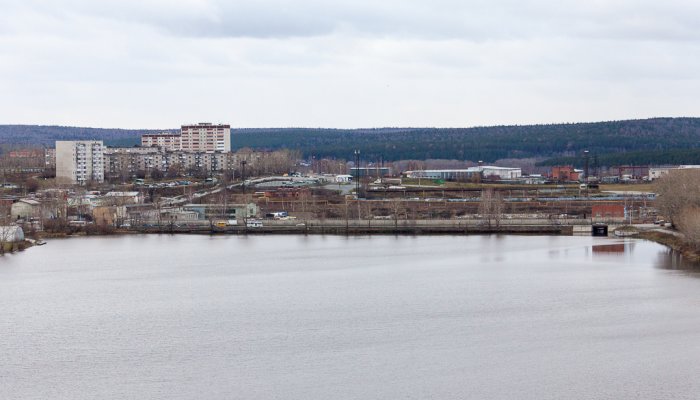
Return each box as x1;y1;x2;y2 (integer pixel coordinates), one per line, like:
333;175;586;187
180;123;231;153
44;148;56;169
141;132;181;151
103;147;163;180
56;141;105;185
103;147;239;180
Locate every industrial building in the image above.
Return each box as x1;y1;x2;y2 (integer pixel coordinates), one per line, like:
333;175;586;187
182;203;258;220
404;166;521;181
349;167;391;178
549;166;581;182
648;165;700;180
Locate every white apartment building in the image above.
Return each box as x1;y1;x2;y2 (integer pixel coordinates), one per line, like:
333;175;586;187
180;123;231;153
56;141;105;185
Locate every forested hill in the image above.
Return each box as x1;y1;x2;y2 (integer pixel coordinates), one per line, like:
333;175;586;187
2;118;700;164
232;118;700;162
0;125;171;148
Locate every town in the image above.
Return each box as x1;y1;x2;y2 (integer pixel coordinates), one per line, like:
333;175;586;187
0;121;695;249
5;2;700;398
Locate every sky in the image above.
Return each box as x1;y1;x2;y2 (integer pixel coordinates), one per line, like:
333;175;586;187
1;0;699;129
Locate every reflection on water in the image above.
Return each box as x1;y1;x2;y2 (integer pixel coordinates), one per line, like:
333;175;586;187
4;235;700;400
655;246;700;272
588;239;700;274
592;243;628;254
591;241;635;262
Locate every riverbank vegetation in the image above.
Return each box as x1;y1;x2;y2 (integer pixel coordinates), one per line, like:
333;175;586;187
652;169;700;259
638;231;700;263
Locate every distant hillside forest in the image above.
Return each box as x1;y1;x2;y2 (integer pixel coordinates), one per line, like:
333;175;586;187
2;118;700;166
0;125;170;149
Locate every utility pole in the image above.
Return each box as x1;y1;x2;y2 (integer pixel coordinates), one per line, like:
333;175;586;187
241;160;247;194
593;154;599;180
584;150;590;197
583;150;590;183
354;149;361;220
241;160;248;230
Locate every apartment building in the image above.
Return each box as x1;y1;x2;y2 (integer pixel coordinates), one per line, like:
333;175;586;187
180;123;231;153
103;147;238;179
141;132;181;151
45;148;56;169
103;147;164;180
56;141;105;185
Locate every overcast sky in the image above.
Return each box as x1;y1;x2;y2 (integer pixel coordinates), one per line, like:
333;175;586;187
1;0;699;129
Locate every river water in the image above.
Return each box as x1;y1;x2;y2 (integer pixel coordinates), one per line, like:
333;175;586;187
1;235;699;399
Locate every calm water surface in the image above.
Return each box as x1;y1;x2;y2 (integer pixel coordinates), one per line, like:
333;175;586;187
1;235;700;399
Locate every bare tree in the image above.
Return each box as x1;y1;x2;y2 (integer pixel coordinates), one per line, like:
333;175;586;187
0;201;13;252
478;188;504;228
654;169;700;227
676;207;700;249
150;168;164;180
166;163;182;179
391;199;406;229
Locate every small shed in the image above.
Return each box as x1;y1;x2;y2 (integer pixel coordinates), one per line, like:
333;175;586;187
0;225;25;243
11;199;41;220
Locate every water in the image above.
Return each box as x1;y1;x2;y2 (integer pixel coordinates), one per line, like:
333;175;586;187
1;234;699;399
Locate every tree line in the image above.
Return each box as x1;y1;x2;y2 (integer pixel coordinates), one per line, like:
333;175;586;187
537;148;700;168
4;117;700;166
232;118;700;164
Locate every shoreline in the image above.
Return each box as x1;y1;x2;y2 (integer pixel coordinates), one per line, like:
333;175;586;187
638;230;700;263
16;226;700;265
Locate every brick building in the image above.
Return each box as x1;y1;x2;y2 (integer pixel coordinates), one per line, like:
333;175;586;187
592;204;625;221
550;166;581;182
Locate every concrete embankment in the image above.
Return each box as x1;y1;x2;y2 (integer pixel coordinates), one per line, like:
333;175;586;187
137;219;576;235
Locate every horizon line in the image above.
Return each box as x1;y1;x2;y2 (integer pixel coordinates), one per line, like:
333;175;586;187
0;116;698;131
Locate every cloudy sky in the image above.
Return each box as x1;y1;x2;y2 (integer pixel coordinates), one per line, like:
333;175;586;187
1;0;699;129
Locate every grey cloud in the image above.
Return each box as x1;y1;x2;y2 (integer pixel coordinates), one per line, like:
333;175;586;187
138;1;700;42
9;0;700;42
3;0;700;129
